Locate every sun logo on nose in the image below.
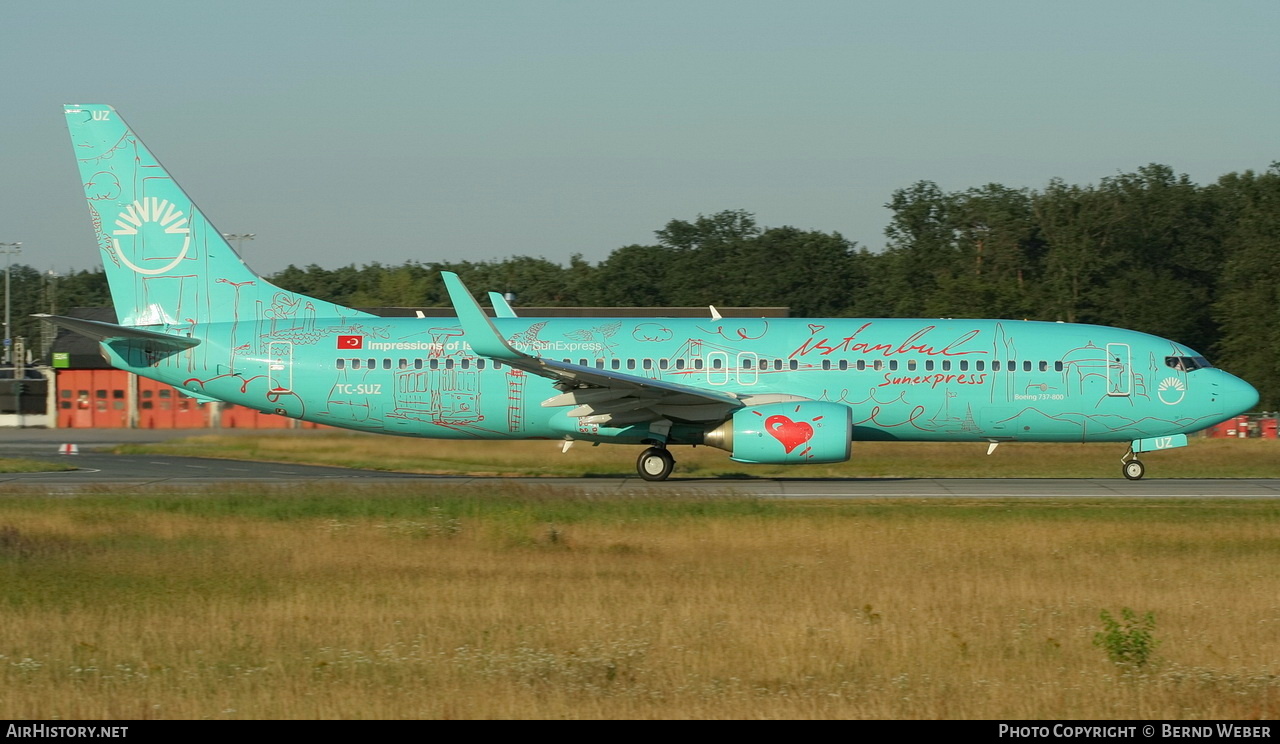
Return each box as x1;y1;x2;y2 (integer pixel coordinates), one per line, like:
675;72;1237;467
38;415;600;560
1157;376;1186;405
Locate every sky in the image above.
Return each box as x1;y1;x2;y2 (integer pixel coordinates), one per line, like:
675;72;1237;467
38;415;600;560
2;0;1277;276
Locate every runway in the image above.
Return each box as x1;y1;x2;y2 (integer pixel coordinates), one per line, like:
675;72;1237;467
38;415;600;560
4;435;1280;498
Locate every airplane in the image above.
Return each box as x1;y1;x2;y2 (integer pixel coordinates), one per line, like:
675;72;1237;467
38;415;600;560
46;104;1260;481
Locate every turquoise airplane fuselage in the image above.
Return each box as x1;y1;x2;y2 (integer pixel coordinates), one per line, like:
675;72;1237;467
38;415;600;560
100;314;1246;446
56;103;1259;480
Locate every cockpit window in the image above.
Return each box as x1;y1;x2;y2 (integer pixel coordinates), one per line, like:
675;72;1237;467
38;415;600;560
1166;356;1213;372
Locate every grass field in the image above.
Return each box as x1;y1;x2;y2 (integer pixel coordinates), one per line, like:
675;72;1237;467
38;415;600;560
116;432;1280;479
0;485;1278;719
0;458;74;474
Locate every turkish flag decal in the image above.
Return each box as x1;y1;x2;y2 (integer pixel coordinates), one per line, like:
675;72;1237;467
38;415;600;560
338;335;363;350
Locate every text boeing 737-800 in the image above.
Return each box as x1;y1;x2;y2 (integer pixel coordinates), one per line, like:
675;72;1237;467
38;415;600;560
45;104;1259;481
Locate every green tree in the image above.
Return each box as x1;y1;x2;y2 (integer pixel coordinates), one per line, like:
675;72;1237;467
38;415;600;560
1210;166;1280;408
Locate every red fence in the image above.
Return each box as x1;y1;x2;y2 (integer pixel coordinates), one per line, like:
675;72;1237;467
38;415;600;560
55;369;328;430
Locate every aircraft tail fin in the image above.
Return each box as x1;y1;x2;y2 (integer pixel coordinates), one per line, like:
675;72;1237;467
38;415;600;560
63;104;373;327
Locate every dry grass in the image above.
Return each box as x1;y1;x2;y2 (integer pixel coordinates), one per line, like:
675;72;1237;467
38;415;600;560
0;458;75;474
118;432;1280;479
0;486;1277;719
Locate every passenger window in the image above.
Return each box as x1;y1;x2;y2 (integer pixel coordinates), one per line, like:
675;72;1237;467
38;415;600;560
959;360;968;371
975;361;984;371
907;359;917;371
352;359;362;370
675;359;686;370
1054;361;1063;372
889;360;898;371
659;359;669;370
477;359;486;369
789;360;799;371
941;360;951;372
414;359;423;370
627;359;636;370
821;360;831;371
992;361;1000;371
383;359;391;370
872;360;883;371
694;359;704;370
1038;361;1048;372
337;359;346;370
611;359;621;370
444;359;455;370
461;359;470;370
838;360;848;371
925;360;935;371
429;359;438;370
643;359;653;370
1023;361;1032;372
398;359;408;370
711;358;723;370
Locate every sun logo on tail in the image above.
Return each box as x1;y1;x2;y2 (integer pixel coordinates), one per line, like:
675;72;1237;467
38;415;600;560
111;197;191;275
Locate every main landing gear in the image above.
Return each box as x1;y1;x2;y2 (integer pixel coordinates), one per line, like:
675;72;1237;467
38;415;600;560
637;446;675;482
1121;449;1145;480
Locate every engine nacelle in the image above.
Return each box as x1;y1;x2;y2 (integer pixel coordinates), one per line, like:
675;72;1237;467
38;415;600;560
703;401;852;465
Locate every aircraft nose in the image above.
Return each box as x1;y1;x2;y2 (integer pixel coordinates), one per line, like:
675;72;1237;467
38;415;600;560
1217;374;1259;416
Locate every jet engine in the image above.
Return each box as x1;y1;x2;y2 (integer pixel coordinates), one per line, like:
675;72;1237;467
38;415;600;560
703;401;852;465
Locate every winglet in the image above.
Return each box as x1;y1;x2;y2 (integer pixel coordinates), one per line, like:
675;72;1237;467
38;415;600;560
441;272;525;360
488;292;518;318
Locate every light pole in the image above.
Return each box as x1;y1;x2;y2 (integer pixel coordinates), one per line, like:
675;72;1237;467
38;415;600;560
42;270;59;358
222;233;255;255
0;242;21;366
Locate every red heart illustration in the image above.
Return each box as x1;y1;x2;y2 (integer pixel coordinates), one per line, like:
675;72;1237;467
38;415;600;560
765;415;814;454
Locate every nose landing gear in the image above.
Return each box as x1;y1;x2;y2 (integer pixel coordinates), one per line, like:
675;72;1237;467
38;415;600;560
1121;449;1145;480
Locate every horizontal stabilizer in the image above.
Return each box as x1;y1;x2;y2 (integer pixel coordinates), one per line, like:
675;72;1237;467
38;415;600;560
35;314;201;351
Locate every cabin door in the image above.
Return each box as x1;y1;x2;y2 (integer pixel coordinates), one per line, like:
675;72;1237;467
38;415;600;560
267;342;293;393
1105;343;1131;397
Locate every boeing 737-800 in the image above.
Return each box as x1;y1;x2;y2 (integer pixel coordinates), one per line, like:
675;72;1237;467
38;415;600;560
45;104;1260;481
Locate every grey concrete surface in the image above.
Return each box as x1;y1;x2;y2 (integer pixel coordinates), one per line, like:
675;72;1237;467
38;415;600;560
3;429;1278;498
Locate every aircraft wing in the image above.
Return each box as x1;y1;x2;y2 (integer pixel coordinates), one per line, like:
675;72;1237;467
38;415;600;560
442;273;742;427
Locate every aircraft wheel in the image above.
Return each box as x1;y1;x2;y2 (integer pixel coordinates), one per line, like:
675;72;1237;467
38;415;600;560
1122;459;1145;481
637;447;675;482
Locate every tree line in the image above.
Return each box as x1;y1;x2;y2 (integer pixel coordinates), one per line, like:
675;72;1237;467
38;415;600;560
10;163;1279;408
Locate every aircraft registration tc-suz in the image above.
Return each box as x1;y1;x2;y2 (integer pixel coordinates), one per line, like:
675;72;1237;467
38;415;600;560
46;104;1259;481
